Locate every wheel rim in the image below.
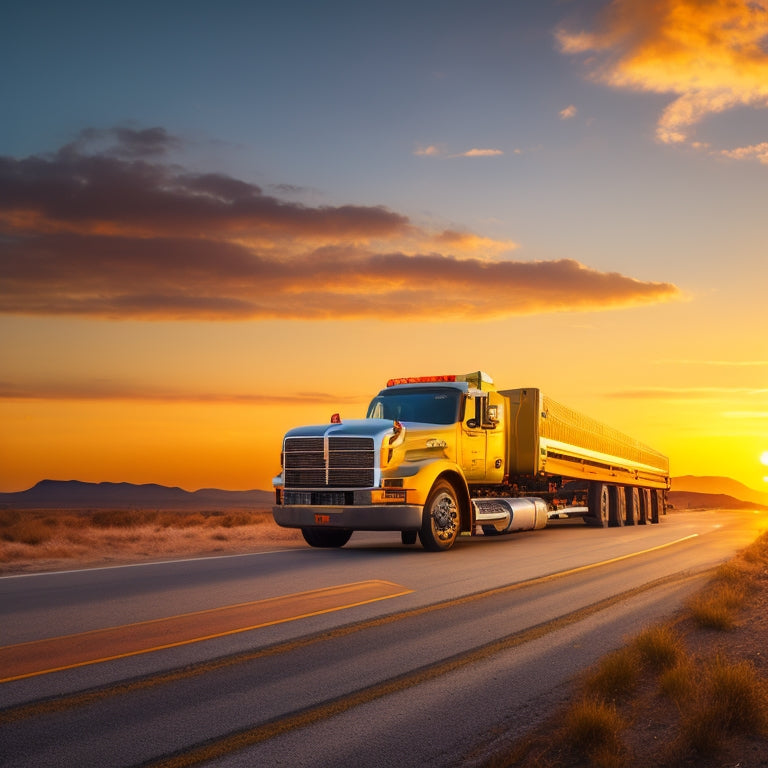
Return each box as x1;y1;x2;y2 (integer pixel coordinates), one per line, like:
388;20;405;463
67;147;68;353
430;491;458;542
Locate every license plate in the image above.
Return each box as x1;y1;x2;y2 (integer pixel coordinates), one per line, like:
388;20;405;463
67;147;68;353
315;514;331;524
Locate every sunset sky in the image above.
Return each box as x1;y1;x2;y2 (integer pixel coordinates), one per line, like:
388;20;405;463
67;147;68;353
2;0;767;494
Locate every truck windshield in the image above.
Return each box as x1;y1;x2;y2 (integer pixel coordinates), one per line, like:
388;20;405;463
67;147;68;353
366;387;461;425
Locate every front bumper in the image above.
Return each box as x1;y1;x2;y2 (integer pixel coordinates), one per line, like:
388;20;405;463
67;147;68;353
273;504;423;531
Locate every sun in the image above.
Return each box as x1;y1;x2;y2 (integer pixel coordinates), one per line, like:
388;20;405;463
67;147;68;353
762;451;768;466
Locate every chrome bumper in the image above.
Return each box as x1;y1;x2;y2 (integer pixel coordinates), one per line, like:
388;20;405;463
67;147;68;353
273;504;423;531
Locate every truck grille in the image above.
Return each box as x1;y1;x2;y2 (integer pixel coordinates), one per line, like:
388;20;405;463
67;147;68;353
284;436;375;488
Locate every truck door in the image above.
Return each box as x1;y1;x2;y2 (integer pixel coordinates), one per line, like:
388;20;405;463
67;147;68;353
461;392;506;483
460;394;486;481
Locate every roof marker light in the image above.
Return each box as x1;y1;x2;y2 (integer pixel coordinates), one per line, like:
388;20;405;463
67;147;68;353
386;375;457;387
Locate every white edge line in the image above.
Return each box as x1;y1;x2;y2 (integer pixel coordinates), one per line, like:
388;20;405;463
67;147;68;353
0;547;309;580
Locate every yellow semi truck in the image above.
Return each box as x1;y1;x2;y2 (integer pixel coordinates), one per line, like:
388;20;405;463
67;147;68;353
272;371;669;551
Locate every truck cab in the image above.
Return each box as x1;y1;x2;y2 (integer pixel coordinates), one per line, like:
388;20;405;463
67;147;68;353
272;372;500;550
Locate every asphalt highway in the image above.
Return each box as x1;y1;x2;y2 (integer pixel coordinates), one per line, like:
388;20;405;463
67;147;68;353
1;508;766;767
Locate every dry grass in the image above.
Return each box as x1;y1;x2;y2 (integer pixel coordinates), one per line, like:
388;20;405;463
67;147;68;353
585;647;640;700
671;655;768;759
0;507;302;573
561;699;626;768
688;580;747;630
485;530;768;768
632;624;683;672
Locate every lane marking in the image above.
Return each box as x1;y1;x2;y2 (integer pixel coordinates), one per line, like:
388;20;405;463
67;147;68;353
0;547;307;580
0;580;412;683
550;533;700;577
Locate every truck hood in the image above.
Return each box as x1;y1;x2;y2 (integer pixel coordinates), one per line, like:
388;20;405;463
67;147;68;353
282;418;397;441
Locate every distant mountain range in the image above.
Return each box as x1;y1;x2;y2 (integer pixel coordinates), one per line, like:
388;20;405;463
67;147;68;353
0;476;765;512
670;475;768;507
0;480;273;510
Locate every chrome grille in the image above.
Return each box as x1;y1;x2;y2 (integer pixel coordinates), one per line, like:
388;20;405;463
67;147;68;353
284;436;375;488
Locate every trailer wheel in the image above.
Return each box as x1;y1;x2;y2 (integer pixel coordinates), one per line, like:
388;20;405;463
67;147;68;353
638;488;651;524
650;489;664;524
587;482;610;528
419;479;460;551
609;485;626;527
301;528;352;548
401;530;417;545
625;487;640;525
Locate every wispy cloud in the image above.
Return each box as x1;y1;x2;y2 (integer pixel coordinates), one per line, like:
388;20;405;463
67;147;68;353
0;127;681;320
609;387;768;399
556;0;768;155
457;148;504;157
414;145;505;158
719;142;768;165
0;380;361;405
414;144;442;156
654;359;768;367
559;105;578;120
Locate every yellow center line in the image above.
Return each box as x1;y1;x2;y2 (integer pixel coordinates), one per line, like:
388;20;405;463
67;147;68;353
0;579;413;683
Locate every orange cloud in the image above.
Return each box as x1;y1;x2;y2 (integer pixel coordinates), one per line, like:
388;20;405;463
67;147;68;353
459;148;504;157
0;380;361;405
0;128;681;320
414;145;505;158
720;141;768;164
654;358;768;366
609;387;768;399
557;0;768;148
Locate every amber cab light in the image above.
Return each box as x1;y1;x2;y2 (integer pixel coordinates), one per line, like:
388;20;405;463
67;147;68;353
386;375;457;387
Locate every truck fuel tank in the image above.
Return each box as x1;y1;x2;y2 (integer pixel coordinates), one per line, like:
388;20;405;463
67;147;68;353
472;497;549;534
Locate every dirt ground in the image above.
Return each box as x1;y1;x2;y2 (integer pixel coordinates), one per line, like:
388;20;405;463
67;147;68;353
0;508;302;575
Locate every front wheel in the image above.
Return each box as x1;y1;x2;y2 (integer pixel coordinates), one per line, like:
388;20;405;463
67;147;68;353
419;479;460;551
301;528;352;548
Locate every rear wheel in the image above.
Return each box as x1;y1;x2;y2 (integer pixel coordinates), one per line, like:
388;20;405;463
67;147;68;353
608;485;626;527
419;479;460;551
625;487;640;525
650;489;664;524
587;482;610;528
301;528;352;548
638;488;651;524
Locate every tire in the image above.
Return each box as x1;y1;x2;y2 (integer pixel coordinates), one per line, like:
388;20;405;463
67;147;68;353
418;479;461;551
625;487;640;525
301;527;352;548
650;489;664;524
638;488;651;525
608;485;625;527
587;482;610;528
401;530;417;545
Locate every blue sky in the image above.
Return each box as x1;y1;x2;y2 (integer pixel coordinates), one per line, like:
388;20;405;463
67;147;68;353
1;0;767;492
